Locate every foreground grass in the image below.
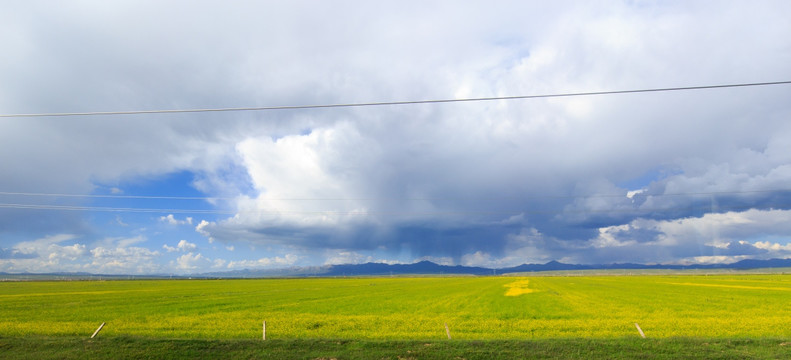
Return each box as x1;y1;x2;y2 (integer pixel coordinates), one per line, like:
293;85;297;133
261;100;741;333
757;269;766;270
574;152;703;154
1;336;790;359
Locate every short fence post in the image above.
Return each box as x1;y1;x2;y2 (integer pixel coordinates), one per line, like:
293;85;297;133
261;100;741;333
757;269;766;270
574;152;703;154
263;320;266;340
444;322;451;339
91;322;106;339
634;323;646;338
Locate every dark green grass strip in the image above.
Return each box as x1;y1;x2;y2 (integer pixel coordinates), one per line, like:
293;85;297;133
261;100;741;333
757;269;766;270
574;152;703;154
1;336;790;359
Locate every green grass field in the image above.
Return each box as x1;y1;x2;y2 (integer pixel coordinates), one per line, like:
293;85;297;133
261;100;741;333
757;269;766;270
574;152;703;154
3;336;790;359
1;275;790;340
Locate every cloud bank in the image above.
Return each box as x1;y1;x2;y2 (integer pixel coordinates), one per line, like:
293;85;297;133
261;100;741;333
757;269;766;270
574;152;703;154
1;1;791;273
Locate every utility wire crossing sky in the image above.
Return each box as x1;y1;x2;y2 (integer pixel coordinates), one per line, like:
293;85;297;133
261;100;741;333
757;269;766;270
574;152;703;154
2;80;789;118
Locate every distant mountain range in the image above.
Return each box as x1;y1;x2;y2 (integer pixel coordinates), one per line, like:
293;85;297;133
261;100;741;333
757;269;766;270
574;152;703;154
197;258;791;278
3;258;790;279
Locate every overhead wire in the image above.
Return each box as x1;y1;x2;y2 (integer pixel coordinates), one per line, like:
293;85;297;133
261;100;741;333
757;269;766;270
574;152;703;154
1;80;789;118
0;203;232;214
0;201;786;216
1;189;789;216
0;188;789;202
0;191;235;201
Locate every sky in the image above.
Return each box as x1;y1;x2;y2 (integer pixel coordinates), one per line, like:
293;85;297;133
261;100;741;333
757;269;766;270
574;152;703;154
2;1;791;274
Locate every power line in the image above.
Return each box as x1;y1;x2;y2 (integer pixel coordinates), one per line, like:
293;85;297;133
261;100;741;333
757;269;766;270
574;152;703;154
1;80;789;118
0;191;235;201
0;188;788;202
0;201;785;216
0;203;232;214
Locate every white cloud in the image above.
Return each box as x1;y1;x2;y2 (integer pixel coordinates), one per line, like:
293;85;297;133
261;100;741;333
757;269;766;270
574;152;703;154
12;234;79;256
88;246;161;274
581;209;791;264
111;236;147;248
0;234;90;271
754;241;791;252
233;125;379;228
115;216;128;227
48;243;87;262
163;240;197;253
195;220;215;243
592;225;639;249
160;214;193;226
460;251;494;267
195;220;210;234
177;240;197;252
212;258;227;268
324;251;371;265
0;234;166;274
226;254;299;269
626;189;645;200
91;246;157;259
175;252;211;270
686;255;752;265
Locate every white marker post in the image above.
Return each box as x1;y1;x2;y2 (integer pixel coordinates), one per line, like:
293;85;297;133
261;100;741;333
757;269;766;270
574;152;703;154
444;323;451;339
263;321;266;340
634;323;646;338
91;322;106;339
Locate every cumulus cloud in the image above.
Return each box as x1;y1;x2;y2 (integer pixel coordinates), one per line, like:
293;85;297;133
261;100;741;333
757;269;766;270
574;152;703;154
90;246;161;273
175;252;211;270
195;220;215;243
460;251;495;268
580;209;791;264
164;240;197;253
160;214;193;226
178;240;197;252
10;234;78;257
226;254;299;269
0;248;38;260
49;243;88;262
0;234;164;274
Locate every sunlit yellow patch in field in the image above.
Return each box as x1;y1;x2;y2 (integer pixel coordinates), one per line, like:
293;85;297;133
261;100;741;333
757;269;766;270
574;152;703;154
504;279;534;296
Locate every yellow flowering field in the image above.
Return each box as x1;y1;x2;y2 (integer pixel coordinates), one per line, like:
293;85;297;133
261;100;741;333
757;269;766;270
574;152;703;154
1;275;789;339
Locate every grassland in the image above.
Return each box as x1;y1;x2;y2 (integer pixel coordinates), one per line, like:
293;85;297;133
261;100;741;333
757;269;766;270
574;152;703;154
1;275;790;341
3;336;791;359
